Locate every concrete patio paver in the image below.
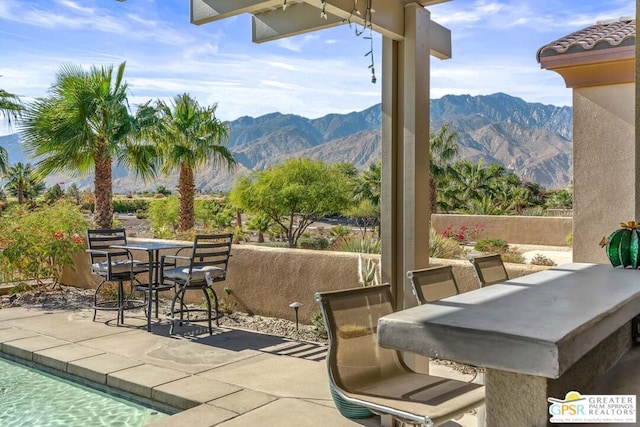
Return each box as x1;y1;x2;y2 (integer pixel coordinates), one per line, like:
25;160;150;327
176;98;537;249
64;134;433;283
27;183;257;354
1;335;69;360
0;306;478;426
2;310;131;342
0;327;38;345
79;328;261;375
208;388;277;414
214;398;379;427
0;306;51;322
145;403;237;427
107;363;190;399
67;352;144;384
33;343;105;372
152;375;242;410
199;353;331;400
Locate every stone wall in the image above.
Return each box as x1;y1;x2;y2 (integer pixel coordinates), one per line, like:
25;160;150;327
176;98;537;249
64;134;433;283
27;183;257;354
61;241;547;324
432;214;572;246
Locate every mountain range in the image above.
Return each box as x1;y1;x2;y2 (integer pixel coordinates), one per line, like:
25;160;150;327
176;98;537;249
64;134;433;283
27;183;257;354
0;92;573;192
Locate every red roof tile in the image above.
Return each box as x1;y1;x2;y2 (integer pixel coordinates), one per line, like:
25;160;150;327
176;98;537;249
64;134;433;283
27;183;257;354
537;17;635;62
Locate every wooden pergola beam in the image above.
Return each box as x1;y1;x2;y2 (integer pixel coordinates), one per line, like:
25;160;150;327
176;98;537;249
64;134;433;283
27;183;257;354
193;0;452;42
252;2;343;43
191;0;282;25
251;2;449;59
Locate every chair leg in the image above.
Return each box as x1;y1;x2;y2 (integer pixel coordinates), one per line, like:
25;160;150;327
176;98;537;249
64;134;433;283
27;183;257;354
169;285;186;335
202;288;212;335
117;280;125;326
154;289;159;318
211;288;220;327
93;279;107;322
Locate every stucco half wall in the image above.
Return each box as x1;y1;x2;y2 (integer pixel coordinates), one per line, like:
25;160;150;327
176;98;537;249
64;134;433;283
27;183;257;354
432;214;572;246
61;242;547;324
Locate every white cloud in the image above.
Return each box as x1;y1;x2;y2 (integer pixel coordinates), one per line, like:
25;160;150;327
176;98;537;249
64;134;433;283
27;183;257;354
274;34;320;52
57;0;95;14
265;61;299;71
182;42;220;60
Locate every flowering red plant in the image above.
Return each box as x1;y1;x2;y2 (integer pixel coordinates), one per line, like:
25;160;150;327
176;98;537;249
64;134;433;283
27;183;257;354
0;202;89;285
441;224;484;245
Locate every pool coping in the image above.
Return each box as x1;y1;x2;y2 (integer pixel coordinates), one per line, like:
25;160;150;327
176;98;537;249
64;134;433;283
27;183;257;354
0;352;179;417
0;307;353;427
0;330;241;424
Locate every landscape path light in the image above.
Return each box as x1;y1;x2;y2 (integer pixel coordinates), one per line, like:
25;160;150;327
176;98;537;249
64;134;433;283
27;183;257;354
289;301;303;331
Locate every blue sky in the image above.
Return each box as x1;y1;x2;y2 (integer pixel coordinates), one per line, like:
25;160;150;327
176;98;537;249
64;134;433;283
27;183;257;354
0;0;635;135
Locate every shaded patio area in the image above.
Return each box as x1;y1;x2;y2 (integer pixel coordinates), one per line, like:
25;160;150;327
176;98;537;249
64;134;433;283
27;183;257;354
0;304;476;426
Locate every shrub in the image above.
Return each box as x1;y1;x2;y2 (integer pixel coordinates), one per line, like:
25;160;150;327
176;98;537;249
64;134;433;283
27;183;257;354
298;236;329;250
147;196;179;234
335;236;381;254
521;207;545;216
565;232;573;246
441;224;484;245
430;228;465;259
502;250;525;264
8;282;31;295
0;202;89;285
112;198;149;213
330;225;352;239
311;310;328;339
196;199;234;230
530;254;556;266
474;238;509;253
473;237;524;263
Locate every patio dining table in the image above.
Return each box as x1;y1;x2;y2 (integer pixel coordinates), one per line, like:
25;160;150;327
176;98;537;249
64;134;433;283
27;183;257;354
377;263;640;426
110;240;192;332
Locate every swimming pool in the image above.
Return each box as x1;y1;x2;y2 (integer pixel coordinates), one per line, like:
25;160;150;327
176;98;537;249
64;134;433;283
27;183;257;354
0;357;169;426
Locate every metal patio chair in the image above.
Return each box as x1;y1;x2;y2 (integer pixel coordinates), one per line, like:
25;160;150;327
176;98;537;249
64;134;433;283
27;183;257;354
315;284;485;426
87;228;147;325
469;253;509;287
160;233;233;335
406;265;460;305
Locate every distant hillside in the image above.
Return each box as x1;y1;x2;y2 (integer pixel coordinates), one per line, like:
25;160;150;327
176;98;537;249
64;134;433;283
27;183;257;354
0;93;573;192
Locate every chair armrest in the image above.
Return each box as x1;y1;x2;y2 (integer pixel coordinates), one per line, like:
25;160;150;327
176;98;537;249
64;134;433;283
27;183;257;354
86;248;131;259
161;255;191;262
174;247;191;256
86;249;137;277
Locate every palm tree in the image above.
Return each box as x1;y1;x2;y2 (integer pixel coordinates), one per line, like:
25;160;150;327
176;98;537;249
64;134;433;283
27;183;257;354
246;214;272;243
4;162;38;205
20;62;157;229
429;124;459;213
0;86;23;175
145;93;236;231
450;159;494;203
0;87;22;127
0;146;8;177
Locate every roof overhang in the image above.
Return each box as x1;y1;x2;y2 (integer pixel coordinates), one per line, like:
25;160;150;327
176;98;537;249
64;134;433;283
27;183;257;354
539;45;635;88
191;0;451;57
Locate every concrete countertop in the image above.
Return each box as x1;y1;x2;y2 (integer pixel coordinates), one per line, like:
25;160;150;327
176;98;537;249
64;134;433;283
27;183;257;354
378;263;640;378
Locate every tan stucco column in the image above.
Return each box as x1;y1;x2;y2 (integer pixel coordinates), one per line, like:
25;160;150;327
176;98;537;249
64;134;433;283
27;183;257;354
381;3;431;309
637;0;640;212
572;84;636;263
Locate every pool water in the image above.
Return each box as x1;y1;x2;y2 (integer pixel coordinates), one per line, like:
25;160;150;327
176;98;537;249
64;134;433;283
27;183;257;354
0;357;169;426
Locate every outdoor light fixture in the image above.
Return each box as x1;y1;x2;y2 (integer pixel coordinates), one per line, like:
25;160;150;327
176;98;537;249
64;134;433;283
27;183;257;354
289;301;302;331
